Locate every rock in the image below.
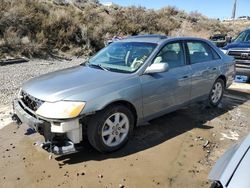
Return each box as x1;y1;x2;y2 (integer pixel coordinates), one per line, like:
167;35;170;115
203;140;209;148
119;183;125;188
98;174;103;178
21;36;30;45
49;154;53;160
53;0;70;5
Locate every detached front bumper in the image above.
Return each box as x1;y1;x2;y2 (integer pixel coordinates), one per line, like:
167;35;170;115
12;99;83;155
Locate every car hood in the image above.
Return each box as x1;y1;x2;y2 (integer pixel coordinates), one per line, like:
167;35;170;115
22;65;131;102
224;42;250;50
208;134;250;187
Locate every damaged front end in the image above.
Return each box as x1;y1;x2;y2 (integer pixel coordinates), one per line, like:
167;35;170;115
12;90;86;155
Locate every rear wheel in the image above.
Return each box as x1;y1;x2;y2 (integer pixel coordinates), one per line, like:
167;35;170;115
87;105;134;153
208;78;225;107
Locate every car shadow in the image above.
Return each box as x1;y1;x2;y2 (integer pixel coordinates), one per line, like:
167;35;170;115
55;88;250;164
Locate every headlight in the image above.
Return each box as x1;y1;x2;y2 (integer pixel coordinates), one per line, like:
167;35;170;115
36;101;85;119
220;49;228;54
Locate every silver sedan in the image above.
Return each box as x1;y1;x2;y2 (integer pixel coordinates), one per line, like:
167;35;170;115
13;35;235;154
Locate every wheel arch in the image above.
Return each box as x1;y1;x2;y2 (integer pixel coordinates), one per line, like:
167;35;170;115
217;75;227;87
101;100;138;126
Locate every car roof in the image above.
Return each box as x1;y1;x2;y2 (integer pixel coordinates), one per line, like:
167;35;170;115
119;34;210;44
121;34;168;43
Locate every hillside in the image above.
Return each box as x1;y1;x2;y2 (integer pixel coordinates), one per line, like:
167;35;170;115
222;20;250;36
0;0;235;59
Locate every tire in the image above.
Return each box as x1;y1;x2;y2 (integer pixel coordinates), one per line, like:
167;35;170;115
246;76;250;83
210;181;223;188
87;105;135;153
208;78;225;107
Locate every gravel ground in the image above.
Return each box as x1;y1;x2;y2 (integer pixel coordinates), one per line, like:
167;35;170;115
0;58;84;105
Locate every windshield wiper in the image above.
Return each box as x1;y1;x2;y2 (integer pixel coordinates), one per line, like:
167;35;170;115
88;64;109;71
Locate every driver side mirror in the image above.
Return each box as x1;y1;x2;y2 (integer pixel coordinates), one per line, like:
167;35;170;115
144;63;169;74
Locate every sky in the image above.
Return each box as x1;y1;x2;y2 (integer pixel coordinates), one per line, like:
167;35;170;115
101;0;250;20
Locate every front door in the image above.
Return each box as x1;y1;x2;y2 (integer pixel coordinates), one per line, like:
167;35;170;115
140;41;192;119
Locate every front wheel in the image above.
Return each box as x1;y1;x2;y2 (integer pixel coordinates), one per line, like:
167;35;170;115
87;105;134;153
208;78;225;107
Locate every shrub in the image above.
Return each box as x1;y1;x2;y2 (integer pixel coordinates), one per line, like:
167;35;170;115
0;0;235;59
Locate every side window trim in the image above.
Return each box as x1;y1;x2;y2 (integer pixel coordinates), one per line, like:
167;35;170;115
184;41;191;65
181;41;189;66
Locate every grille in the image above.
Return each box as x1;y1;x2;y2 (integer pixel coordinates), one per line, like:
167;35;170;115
228;50;250;60
21;91;44;111
228;50;250;69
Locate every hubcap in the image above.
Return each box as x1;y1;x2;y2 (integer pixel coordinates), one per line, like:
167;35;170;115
101;113;129;147
211;82;223;104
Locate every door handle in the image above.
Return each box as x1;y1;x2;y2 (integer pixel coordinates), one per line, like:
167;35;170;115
209;67;217;71
178;75;189;81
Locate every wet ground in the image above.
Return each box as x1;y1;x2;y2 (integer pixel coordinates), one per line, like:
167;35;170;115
0;83;249;188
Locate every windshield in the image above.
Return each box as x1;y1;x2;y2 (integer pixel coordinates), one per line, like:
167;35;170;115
88;42;157;73
234;31;250;42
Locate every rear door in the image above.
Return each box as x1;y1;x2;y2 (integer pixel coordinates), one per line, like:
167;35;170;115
140;41;192;119
185;41;222;101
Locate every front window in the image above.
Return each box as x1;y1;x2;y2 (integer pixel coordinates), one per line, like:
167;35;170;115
234;31;250;42
88;42;157;73
152;42;185;69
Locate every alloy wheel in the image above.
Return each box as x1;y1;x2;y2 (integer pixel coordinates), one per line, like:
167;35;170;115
101;112;129;147
211;82;223;104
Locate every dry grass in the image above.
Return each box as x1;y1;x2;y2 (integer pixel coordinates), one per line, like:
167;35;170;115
0;0;235;59
222;20;250;37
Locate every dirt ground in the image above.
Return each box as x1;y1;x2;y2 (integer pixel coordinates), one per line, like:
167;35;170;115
0;83;249;188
